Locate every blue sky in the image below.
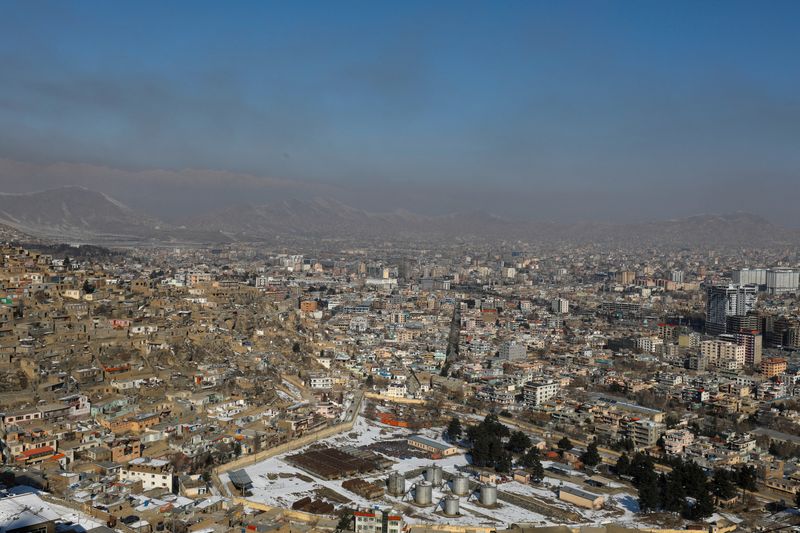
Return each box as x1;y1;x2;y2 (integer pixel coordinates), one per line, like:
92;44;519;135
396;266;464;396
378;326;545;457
0;1;798;223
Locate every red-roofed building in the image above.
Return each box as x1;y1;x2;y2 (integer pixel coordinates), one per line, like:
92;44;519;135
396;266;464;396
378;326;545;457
354;508;403;533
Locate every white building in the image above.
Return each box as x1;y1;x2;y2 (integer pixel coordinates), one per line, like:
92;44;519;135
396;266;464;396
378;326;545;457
119;457;173;491
766;268;799;295
308;374;333;390
732;268;767;286
700;339;745;370
523;380;560;406
499;341;527;360
636;336;663;354
551;298;569;314
663;428;694;456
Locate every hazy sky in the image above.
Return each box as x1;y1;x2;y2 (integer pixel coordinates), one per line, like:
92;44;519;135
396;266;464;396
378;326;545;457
1;1;799;224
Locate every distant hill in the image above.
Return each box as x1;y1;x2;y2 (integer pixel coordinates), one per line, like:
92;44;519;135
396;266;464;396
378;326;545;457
0;187;796;248
0;187;229;245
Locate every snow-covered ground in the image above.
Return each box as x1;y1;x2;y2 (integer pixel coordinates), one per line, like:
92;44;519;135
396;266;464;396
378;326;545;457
1;488;103;533
223;415;649;528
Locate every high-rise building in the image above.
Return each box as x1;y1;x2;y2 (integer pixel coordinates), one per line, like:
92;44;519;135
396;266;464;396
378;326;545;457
670;270;685;283
551;297;569;314
766;268;799;295
705;284;757;335
726;313;760;334
732;268;767;287
719;332;762;367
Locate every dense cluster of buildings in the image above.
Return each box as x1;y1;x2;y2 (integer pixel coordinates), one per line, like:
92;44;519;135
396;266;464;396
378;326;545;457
0;241;797;532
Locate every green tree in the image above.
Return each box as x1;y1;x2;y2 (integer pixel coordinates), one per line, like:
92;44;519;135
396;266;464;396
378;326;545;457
519;447;544;479
507;430;531;453
711;468;737;501
615;453;631;476
495;451;513;473
629;453;657;488
580;441;601;468
335;509;354;532
557;436;573;452
736;465;758;495
663;472;687;513
685;483;715;520
446;417;463;441
638;475;661;512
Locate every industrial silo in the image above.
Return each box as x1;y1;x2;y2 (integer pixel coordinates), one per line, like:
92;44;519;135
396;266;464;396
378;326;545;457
425;464;443;485
443;495;460;516
415;481;433;505
387;472;405;496
451;473;470;496
479;484;497;506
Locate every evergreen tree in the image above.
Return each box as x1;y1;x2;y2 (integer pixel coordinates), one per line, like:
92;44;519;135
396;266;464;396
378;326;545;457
711;468;737;501
736;465;758;495
495;451;513;473
507;430;531;453
335;509;354;532
638;475;661;512
629;453;657;488
557;436;573;451
681;460;709;499
615;453;631;476
663;472;687;513
685;482;715;520
580;441;601;468
446;417;463;441
530;458;544;480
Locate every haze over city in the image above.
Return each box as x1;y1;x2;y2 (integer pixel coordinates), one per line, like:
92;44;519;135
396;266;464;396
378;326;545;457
1;1;799;225
1;4;800;533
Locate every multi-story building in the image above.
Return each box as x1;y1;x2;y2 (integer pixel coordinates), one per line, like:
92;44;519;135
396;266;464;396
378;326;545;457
663;428;694;456
705;284;757;335
636;336;663;354
732;268;767;287
551;298;569;314
524;380;560;406
308;374;333;390
627;419;663;449
766;268;799;295
700;339;745;370
119;458;174;491
354;508;403;533
719;331;762;367
499;341;526;360
760;357;788;378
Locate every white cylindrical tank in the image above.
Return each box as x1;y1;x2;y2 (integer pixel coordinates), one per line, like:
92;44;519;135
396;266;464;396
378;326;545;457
415;481;433;505
451;474;470;496
480;484;497;506
443;495;460;516
387;472;405;496
425;464;443;485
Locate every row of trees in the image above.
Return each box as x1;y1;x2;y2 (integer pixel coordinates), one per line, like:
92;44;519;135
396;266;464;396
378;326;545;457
616;453;758;519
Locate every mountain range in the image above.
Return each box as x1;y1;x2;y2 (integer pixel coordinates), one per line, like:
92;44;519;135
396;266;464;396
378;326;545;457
0;186;796;248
